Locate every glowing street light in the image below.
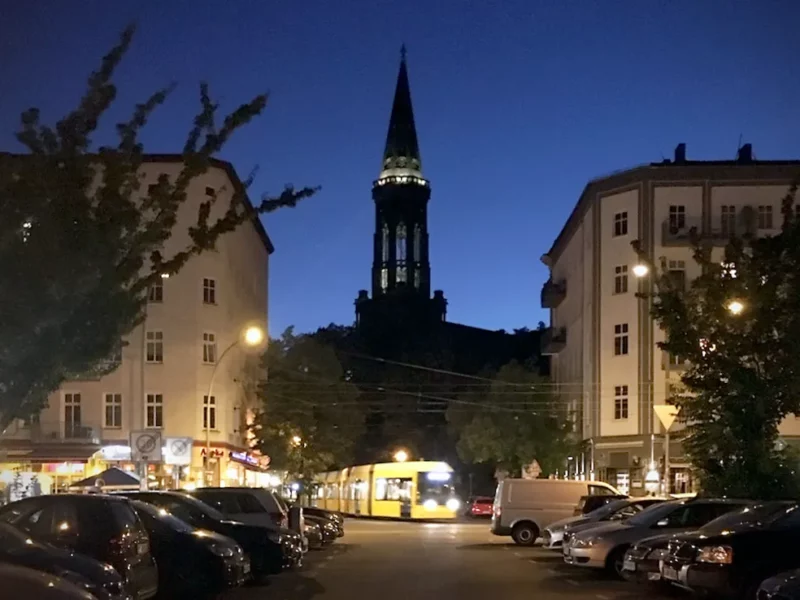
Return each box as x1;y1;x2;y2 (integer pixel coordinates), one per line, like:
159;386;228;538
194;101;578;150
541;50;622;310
632;264;650;278
292;435;303;447
727;299;745;315
243;325;265;347
393;449;409;463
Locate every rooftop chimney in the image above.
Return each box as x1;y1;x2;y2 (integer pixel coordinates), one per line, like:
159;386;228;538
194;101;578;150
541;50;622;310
674;143;686;163
737;143;753;163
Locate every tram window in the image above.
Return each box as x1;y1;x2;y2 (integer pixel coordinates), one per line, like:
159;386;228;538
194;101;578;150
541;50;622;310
376;477;412;501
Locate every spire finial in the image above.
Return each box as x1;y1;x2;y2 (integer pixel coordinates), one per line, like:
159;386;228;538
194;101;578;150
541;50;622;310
400;43;407;62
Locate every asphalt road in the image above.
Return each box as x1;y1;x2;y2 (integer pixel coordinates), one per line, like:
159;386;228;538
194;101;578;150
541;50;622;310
225;519;683;600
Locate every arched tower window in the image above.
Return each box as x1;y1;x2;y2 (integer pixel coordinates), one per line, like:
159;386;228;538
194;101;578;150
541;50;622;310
381;222;390;262
396;222;407;262
413;224;421;261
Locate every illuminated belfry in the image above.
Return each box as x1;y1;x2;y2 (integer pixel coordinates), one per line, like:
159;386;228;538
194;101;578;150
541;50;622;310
355;46;447;326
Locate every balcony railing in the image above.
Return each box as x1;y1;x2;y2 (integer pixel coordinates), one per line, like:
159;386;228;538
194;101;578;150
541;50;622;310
541;327;567;355
541;279;567;309
1;420;101;444
661;217;703;246
661;351;689;372
662;215;762;247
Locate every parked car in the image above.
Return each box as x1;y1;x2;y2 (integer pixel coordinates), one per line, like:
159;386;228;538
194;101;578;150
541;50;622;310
184;488;287;529
661;501;800;598
304;514;337;546
574;494;629;516
491;478;621;545
130;500;248;598
623;502;791;586
544;497;665;549
466;497;493;518
0;522;130;600
0;495;158;600
303;519;324;550
0;563;97;600
758;568;800;600
118;492;302;577
564;497;750;577
279;500;344;538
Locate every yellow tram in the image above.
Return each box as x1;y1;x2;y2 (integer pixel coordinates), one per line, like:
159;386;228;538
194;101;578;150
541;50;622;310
313;461;460;520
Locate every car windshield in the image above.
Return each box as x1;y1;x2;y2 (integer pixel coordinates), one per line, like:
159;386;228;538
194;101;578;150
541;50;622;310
697;502;788;533
132;500;196;534
585;498;631;519
625;500;682;527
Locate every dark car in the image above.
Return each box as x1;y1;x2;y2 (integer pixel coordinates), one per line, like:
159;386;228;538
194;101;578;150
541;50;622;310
0;522;130;600
303;514;337;546
0;563;98;600
574;494;629;516
130;500;248;598
758;568;800;600
294;505;344;537
661;501;799;598
119;492;302;577
0;495;158;600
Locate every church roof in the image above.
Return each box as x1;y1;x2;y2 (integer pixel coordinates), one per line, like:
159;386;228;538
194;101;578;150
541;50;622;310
380;46;422;178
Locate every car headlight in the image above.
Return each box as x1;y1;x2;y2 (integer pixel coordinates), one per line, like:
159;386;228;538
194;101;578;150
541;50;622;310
572;537;597;548
647;548;668;560
697;545;733;564
209;542;235;557
266;531;283;545
446;498;461;512
423;499;438;511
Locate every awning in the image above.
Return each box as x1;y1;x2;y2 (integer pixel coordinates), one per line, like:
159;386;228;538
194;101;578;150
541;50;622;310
2;446;99;463
70;467;140;489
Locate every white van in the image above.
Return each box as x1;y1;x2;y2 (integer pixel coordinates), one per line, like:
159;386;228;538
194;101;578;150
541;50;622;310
491;479;621;545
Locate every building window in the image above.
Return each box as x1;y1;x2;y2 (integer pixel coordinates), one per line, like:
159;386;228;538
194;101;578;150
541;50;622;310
614;386;629;420
147;183;159;195
396;266;407;284
146;331;163;363
203;395;216;430
414;269;421;289
104;393;122;428
667;260;686;291
381;223;390;262
203;278;217;304
148;279;163;303
614;265;628;294
380;268;388;292
146;394;163;428
721;205;736;236
758;205;773;229
396;223;407;261
413;224;422;261
203;332;217;364
668;205;686;233
64;393;81;438
613;212;628;237
613;324;629;356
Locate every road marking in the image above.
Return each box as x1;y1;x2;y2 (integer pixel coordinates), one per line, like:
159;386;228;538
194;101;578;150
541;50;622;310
547;568;559;575
566;579;581;587
326;555;334;560
596;595;610;600
514;552;523;557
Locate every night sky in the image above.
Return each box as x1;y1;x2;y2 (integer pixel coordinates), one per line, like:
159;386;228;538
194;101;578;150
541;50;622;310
2;1;798;335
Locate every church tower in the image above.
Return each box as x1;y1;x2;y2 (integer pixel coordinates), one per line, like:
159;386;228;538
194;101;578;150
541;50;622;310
355;48;447;327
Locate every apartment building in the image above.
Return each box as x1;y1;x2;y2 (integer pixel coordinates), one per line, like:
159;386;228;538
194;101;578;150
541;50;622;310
1;156;272;492
540;143;800;495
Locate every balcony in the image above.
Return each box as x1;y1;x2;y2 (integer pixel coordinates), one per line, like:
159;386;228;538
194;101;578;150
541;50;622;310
541;327;567;355
661;351;689;372
661;217;703;246
1;420;101;444
541;279;567;309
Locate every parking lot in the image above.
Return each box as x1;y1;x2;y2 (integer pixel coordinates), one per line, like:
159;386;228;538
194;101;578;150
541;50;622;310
225;519;682;600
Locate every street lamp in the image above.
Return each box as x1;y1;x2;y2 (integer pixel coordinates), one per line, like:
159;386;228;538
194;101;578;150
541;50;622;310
726;299;745;315
205;323;266;485
632;264;650;278
393;449;409;463
291;435;302;447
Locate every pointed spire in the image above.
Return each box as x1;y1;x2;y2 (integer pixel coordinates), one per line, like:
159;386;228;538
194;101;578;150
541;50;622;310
380;46;421;177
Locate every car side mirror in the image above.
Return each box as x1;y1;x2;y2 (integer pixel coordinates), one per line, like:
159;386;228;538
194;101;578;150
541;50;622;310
654;519;669;528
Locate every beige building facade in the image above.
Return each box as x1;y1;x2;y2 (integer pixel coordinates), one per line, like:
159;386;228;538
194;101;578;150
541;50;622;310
1;156;272;492
541;144;800;495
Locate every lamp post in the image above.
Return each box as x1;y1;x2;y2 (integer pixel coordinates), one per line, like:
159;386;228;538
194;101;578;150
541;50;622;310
393;449;409;463
204;325;265;486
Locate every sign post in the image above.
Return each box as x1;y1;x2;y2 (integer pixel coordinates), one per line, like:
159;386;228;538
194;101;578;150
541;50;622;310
130;431;163;491
653;405;680;495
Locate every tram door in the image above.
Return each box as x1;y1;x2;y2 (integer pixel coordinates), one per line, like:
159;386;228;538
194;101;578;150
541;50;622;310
354;479;362;515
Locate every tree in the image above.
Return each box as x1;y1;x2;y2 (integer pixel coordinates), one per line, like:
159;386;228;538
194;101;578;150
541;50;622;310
0;26;316;426
254;328;363;483
633;184;800;499
447;361;573;477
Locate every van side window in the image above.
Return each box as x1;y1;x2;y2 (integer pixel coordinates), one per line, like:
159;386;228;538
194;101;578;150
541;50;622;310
588;485;615;496
235;494;266;514
195;492;242;514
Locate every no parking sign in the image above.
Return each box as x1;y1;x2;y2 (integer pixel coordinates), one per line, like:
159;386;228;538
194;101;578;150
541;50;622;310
130;431;163;462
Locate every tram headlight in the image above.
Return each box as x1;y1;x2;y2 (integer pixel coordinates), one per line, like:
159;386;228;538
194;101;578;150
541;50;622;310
423;499;438;511
446;498;461;512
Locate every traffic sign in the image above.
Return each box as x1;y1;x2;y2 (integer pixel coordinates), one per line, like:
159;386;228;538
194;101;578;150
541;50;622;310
130;431;163;462
654;405;680;431
164;437;192;465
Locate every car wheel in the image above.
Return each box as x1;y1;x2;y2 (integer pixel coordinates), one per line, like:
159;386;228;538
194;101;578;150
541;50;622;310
606;546;629;579
511;522;539;546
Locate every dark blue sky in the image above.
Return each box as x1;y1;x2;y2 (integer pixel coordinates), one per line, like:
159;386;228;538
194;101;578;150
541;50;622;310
2;1;798;335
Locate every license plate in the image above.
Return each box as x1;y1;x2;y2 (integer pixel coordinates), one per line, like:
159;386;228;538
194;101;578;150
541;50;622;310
662;566;678;581
622;559;636;572
136;542;149;556
563;547;571;557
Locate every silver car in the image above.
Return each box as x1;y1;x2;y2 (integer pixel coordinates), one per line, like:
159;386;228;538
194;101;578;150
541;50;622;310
544;497;665;550
563;498;749;577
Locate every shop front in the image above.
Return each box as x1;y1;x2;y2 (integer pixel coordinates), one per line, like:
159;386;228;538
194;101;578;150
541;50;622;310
193;445;271;488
